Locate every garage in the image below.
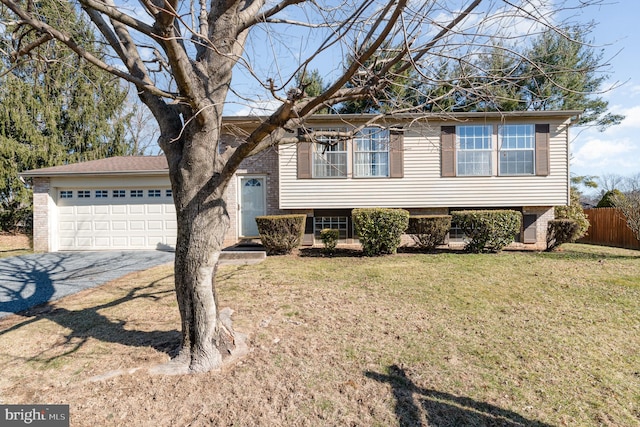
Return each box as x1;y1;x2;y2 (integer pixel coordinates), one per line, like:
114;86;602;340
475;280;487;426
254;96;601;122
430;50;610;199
56;187;176;250
20;156;181;252
22;153;278;252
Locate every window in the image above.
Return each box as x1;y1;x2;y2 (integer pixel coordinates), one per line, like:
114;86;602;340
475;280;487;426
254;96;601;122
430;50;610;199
457;125;492;176
130;190;144;198
312;128;347;178
78;190;91;198
354;128;389;177
60;190;73;199
148;189;161;198
314;216;349;240
499;124;534;175
95;190;108;198
165;189;172;198
112;190;126;198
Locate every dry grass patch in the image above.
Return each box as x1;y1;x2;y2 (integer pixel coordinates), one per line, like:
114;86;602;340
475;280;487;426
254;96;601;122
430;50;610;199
0;233;31;258
0;244;639;426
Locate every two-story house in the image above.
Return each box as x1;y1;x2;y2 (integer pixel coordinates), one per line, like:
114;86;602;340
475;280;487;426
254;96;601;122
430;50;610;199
22;111;579;252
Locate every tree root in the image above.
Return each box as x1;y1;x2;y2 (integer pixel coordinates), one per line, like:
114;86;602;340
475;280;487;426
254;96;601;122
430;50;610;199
149;307;248;375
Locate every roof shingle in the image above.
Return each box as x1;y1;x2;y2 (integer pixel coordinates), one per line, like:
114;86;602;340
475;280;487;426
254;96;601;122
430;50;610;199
20;156;169;177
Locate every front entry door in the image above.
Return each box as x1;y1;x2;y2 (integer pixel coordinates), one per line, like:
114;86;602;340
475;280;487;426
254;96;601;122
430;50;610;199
240;176;266;238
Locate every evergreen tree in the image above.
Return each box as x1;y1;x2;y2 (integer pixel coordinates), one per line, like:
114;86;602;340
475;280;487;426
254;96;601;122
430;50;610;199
0;0;131;230
408;27;622;130
338;44;415;114
520;26;623;129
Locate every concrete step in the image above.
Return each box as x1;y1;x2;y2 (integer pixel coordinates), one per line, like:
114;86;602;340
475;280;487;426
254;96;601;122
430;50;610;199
219;249;266;265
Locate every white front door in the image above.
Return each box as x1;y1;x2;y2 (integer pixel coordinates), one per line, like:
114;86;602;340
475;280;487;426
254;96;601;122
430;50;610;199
239;177;266;238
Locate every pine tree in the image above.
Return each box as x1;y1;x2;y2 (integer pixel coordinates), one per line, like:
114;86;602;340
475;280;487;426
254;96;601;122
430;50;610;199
0;0;131;230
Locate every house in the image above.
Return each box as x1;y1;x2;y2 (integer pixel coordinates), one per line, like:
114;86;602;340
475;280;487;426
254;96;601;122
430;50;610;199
21;111;579;252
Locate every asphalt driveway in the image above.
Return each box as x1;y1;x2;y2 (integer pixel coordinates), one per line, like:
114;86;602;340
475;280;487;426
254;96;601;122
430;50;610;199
0;251;174;318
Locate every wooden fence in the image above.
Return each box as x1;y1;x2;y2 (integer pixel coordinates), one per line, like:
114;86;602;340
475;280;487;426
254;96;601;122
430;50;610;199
579;208;640;250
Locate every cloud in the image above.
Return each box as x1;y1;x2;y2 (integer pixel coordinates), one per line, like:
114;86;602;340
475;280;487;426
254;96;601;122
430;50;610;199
232;99;282;117
572;136;637;172
617;105;640;128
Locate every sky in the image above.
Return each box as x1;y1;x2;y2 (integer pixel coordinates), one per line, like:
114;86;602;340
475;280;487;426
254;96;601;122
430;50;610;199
127;0;637;180
565;2;640;181
222;1;640;182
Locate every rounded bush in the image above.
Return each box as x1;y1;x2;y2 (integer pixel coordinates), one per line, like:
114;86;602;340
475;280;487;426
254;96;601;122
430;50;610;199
320;228;339;255
352;208;409;256
407;215;452;251
451;210;522;253
256;214;306;255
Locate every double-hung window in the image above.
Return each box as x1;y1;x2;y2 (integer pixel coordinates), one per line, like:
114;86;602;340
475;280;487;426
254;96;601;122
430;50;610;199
457;125;492;176
499;124;535;175
354;127;389;177
312;128;347;178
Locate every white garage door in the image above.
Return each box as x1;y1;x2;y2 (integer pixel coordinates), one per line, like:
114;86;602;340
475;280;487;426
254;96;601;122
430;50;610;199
57;188;177;250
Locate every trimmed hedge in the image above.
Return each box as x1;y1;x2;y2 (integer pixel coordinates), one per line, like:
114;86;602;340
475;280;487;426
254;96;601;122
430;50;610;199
255;214;306;255
407;215;452;251
353;208;409;256
320;228;339;255
451;210;522;253
546;219;580;251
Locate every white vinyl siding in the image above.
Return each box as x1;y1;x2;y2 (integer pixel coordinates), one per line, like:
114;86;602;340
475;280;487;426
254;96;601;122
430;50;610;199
278;118;570;209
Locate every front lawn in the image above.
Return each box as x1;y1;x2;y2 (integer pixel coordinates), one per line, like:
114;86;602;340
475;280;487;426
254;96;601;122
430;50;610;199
0;244;638;426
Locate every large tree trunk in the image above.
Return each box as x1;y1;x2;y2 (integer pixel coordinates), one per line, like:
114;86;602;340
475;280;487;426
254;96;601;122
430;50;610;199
165;127;243;373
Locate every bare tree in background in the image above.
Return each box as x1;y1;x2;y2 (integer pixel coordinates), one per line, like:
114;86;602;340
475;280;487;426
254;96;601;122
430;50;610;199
611;192;640;242
598;173;625;193
0;0;613;372
123;92;161;155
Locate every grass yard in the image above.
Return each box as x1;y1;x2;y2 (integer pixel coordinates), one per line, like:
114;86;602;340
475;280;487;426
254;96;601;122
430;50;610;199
0;244;638;426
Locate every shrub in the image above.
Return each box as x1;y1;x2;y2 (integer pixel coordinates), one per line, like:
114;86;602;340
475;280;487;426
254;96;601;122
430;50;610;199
320;228;339;255
407;215;452;251
555;189;589;240
451;210;522;253
255;214;306;255
352;208;409;256
596;189;624;208
546;219;580;251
